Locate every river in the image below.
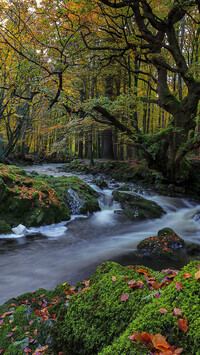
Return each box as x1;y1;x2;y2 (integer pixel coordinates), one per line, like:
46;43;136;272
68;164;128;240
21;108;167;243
0;163;200;305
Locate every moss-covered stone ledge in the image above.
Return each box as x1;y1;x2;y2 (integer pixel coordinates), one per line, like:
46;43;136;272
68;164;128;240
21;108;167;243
1;260;200;354
33;174;100;214
137;228;185;259
0;164;70;228
112;190;165;220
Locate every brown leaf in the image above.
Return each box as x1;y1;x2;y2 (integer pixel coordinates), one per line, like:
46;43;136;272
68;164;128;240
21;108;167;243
183;273;192;279
129;281;144;290
152;333;169;351
128;331;143;342
177;318;187;332
127;280;136;286
175;282;182;291
137;268;150;276
195;270;200;280
158;308;168;314
33;328;37;336
112;276;116;282
173;307;183;317
120;293;129;301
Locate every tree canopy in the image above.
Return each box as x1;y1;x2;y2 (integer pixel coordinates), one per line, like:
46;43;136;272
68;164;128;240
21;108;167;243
0;0;200;182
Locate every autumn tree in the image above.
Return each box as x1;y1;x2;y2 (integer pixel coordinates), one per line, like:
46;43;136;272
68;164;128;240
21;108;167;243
81;0;200;182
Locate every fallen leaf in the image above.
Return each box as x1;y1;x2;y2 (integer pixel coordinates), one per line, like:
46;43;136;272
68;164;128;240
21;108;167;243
34;328;38;336
183;273;192;279
7;332;13;337
158;308;168;314
173;307;183;317
175;282;182;291
112;276;116;282
137;268;150;276
152;333;169;351
120;293;129;301
24;348;32;353
195;270;200;280
177;318;187;332
174;348;184;354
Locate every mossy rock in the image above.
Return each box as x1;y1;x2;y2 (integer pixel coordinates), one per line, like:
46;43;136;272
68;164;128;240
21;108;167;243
0;221;12;234
34;174;100;214
52;261;153;354
112;191;165;220
92;178;108;189
1;261;200;354
137;228;185;259
0;283;73;354
0;164;70;227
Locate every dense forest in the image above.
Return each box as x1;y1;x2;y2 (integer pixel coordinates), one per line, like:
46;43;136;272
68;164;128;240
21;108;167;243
1;0;200;182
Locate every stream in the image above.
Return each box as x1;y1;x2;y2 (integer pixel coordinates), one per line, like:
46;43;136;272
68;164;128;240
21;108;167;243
1;163;200;305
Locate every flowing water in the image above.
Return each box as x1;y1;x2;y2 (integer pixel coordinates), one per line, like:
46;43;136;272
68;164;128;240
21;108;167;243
0;163;200;305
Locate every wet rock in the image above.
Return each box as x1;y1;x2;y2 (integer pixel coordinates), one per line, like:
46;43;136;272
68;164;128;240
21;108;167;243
137;228;185;259
112;191;165;221
186;242;200;255
92;178;108;189
12;224;26;235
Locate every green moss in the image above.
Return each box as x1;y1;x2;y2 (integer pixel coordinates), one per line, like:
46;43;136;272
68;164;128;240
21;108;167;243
53;262;154;354
34;174;100;214
0;221;12;234
0;164;70;227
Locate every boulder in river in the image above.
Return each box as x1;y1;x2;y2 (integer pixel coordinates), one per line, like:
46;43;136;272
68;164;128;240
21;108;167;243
112;191;165;220
137;228;185;259
34;174;100;214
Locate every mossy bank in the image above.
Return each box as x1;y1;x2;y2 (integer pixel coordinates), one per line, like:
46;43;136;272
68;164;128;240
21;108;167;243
1;260;200;354
0;164;100;231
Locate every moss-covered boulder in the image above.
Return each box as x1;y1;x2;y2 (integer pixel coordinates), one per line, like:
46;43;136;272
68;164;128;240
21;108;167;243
0;221;12;234
34;174;100;214
0;164;70;227
0;283;74;355
112;191;165;220
52;260;200;354
1;260;200;354
137;228;185;259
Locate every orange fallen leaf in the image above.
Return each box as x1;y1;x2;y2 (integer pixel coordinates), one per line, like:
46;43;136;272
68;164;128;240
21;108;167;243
34;328;37;336
177;318;187;332
112;276;116;282
183;273;192;279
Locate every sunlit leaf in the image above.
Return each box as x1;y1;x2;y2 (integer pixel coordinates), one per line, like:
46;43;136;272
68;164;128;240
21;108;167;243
195;270;200;280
